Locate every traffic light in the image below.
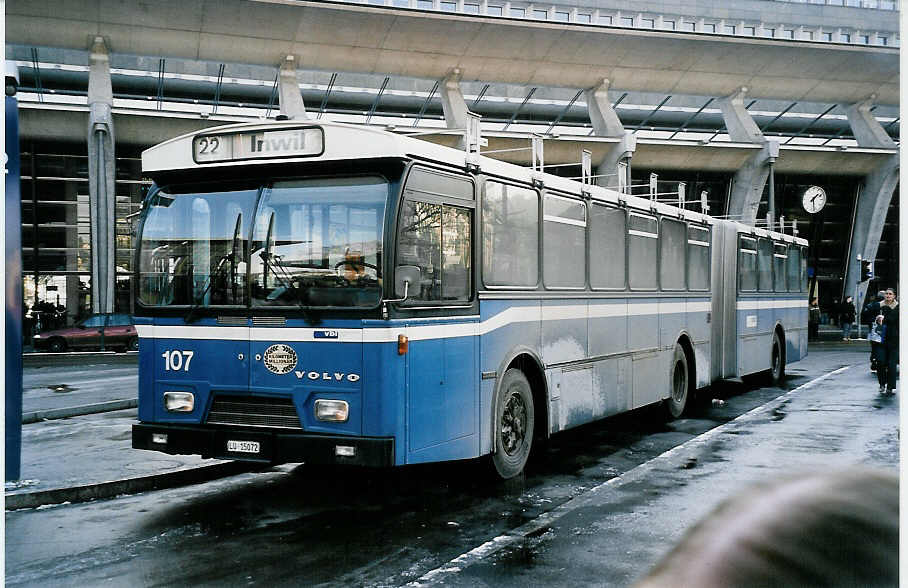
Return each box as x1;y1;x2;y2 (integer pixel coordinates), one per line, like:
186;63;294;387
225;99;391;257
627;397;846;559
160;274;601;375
860;260;873;282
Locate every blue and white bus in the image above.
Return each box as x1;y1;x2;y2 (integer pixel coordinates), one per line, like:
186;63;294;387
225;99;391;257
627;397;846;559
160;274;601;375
132;121;808;478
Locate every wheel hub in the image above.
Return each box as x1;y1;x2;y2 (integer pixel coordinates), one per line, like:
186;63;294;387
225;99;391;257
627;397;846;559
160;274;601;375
673;361;686;403
500;392;527;456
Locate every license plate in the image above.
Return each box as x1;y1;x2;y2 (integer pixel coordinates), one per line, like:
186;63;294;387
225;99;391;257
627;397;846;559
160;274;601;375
227;440;261;454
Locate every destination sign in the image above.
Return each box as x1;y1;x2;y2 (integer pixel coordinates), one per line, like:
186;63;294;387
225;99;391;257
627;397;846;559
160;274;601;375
192;127;324;163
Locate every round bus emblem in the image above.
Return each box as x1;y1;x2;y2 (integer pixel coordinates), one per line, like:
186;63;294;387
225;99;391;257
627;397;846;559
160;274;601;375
263;344;297;375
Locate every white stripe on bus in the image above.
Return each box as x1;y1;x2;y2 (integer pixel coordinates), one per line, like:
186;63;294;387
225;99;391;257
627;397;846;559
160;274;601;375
543;214;587;228
136;299;719;342
736;299;807;310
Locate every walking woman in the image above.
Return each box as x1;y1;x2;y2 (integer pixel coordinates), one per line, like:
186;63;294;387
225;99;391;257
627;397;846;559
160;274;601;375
875;288;899;395
840;296;856;340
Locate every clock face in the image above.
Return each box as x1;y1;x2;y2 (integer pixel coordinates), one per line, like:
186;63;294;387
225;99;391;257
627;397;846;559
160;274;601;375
802;186;826;214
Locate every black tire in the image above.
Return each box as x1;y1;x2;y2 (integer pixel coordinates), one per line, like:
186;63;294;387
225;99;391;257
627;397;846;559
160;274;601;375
769;331;786;385
491;369;535;480
127;337;139;352
664;343;689;419
48;338;66;353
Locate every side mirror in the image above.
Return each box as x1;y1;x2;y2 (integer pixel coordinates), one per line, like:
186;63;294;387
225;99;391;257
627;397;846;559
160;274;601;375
394;265;421;300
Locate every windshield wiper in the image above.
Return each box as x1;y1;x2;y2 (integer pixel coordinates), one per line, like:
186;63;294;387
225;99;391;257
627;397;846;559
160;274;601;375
258;212;320;324
184;213;242;323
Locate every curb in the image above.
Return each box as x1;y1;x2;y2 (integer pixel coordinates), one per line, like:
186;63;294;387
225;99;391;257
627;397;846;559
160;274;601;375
22;400;138;424
5;461;264;511
23;352;138;368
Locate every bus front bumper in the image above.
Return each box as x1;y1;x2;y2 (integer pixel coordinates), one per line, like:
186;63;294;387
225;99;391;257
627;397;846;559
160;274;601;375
132;423;394;468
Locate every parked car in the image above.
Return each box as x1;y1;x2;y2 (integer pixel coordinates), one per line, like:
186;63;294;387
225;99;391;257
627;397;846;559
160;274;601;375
32;313;138;353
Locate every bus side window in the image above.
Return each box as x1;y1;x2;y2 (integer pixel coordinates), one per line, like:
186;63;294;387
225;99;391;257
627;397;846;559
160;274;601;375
773;243;788;292
590;204;626;289
398;200;442;301
687;225;710;291
787;245;802;293
628;212;658;290
482;181;539;287
543;193;586;288
397;200;472;303
660;218;686;291
441;206;472;300
757;238;773;292
398;167;475;303
738;236;758;292
800;247;808;292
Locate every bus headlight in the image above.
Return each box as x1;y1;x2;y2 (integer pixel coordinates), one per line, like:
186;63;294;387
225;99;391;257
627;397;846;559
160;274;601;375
315;399;349;422
164;391;194;412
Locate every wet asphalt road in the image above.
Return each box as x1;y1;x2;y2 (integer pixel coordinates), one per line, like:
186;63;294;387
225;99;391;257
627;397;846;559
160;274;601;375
5;348;896;587
21;360;137;414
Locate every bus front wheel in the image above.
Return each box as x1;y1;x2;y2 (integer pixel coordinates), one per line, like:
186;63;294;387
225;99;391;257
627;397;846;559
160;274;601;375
491;369;535;480
664;344;689;419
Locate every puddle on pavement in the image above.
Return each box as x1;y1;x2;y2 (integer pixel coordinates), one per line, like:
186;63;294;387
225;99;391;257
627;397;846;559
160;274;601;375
494;528;554;569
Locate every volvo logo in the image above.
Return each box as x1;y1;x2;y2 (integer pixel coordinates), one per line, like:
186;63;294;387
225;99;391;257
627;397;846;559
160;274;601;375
263;344;298;375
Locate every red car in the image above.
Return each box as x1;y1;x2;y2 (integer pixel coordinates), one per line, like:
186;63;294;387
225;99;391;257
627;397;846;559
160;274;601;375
33;313;138;353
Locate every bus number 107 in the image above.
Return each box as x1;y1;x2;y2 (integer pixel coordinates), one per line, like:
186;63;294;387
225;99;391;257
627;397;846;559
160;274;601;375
162;350;194;371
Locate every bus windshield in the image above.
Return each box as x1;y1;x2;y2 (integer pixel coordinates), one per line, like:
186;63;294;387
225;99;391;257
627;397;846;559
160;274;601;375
138;176;388;310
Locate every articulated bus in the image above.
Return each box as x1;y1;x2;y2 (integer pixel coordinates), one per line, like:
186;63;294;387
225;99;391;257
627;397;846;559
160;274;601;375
131;121;808;478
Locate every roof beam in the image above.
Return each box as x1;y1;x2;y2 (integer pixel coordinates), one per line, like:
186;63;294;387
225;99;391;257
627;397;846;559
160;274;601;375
365;76;390;124
502;87;536;131
545;89;583;135
317;72;338;120
667;97;714;140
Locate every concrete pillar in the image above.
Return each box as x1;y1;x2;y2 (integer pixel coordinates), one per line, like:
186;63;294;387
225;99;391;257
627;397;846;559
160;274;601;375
439;69;470;131
845;155;899;309
87;37;116;315
65;184;81;324
843;97;896;149
439;69;471;149
719;87;775;225
841;97;899;308
718;87;763;144
727;141;779;225
585;79;635;190
278;55;309;120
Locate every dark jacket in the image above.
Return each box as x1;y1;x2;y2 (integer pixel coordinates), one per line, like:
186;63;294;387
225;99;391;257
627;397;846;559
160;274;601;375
862;300;882;325
879;302;899;350
840;301;856;323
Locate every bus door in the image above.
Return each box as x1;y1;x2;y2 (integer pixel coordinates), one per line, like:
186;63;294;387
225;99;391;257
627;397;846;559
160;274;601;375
404;318;478;464
710;221;739;380
395;167;478;463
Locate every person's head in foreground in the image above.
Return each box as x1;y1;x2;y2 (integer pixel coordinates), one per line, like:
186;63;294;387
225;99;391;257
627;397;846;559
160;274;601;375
636;468;898;587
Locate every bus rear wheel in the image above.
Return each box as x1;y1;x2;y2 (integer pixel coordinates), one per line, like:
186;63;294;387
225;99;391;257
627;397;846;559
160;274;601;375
491;369;535;480
664;344;689;419
769;331;786;385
